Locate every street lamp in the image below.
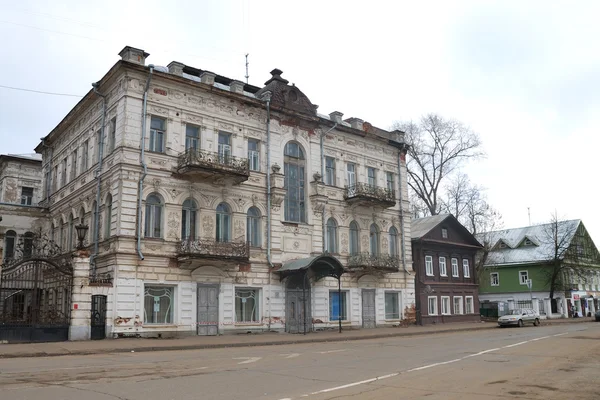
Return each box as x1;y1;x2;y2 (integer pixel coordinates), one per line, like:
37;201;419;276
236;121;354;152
75;223;89;250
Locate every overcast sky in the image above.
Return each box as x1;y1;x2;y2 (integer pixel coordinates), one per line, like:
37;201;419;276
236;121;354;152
1;0;599;243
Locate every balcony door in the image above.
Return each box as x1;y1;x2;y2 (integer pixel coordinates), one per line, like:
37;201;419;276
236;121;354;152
346;163;356;196
218;133;231;164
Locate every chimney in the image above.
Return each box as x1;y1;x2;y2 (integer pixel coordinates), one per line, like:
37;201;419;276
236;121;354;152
329;111;344;124
200;71;216;85
229;80;245;94
346;118;364;130
119;46;149;65
167;61;185;76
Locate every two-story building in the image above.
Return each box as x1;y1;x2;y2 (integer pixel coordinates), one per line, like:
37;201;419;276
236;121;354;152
411;214;482;325
478;220;600;318
19;45;415;340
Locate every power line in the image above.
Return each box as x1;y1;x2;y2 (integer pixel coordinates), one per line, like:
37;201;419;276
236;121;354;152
0;85;83;98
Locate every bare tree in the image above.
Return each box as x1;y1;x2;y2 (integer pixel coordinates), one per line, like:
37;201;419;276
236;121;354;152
393;114;483;216
541;213;597;303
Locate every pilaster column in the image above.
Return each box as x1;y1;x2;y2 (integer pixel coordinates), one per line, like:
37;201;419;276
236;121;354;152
532;297;540;315
544;298;552;318
69;251;91;341
561;298;569;318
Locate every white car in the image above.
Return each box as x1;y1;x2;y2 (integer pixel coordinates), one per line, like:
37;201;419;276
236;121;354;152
497;308;540;327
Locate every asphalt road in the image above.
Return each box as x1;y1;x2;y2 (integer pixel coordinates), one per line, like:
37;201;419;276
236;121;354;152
0;323;598;400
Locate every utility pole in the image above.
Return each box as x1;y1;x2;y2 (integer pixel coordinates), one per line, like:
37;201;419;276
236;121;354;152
245;53;249;84
527;279;533;301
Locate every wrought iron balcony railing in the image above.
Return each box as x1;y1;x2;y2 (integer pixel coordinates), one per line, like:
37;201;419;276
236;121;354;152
343;183;395;206
177;148;250;178
178;238;250;261
347;252;400;272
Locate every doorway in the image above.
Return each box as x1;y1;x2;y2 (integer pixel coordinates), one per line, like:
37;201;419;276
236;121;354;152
362;289;376;328
197;284;219;336
91;295;107;340
285;274;311;334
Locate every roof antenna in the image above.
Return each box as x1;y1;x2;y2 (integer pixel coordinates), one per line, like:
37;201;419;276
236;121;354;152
527;207;531;226
245;53;249;84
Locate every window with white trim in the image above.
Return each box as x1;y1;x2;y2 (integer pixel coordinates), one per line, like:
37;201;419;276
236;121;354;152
441;296;451;315
427;296;437;315
425;255;434;276
144;286;174;324
453;297;463;315
149;116;165;153
235;288;258;322
248;139;260;171
441;228;448;239
490;272;499;286
463;259;470;278
519;270;529;285
439;256;447;276
451;258;459;277
465;296;474;314
186;125;200;151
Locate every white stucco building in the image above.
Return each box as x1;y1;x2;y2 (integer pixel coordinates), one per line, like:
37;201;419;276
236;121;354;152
23;46;414;339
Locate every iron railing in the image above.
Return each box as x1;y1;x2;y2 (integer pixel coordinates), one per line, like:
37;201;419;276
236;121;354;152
177;148;250;176
343;183;395;204
347;252;400;271
178;238;250;260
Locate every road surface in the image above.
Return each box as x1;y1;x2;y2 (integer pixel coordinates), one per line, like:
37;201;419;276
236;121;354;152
0;322;598;399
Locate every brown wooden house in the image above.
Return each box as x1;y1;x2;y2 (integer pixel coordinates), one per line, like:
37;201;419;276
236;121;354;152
411;214;483;325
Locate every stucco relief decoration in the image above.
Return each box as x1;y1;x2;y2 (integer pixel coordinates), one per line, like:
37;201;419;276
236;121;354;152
234;219;244;238
152;179;161;189
219;104;234;115
168;212;179;239
169;189;182;201
202;215;214;238
341;233;349;253
251;194;258;206
152;106;169;116
233;198;246;210
361;234;369;249
293;241;300;250
188;96;202;107
382;237;389;251
218;122;234;132
184;113;203;124
360;218;372;228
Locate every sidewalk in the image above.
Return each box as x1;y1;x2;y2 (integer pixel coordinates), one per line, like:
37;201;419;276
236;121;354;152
0;318;594;359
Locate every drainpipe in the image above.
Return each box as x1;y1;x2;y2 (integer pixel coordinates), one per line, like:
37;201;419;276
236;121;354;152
137;65;154;261
320;123;337;252
90;82;107;276
263;91;272;331
397;147;410;276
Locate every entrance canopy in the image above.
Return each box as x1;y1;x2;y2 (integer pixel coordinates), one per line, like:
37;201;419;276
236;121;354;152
278;255;344;282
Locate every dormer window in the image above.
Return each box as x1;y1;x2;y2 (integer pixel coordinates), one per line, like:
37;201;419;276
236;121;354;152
524;239;533;246
441;228;448;239
499;242;508;249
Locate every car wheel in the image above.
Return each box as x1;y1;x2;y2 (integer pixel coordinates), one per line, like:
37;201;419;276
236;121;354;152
518;319;524;327
534;319;540;326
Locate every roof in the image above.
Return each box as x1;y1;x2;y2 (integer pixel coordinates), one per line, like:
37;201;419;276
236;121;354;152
278;255;345;280
0;153;43;163
478;220;581;266
411;214;453;240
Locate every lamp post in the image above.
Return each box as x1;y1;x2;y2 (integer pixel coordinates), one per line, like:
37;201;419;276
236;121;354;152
75;223;89;250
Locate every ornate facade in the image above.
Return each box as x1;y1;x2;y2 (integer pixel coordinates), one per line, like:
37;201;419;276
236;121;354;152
31;46;414;338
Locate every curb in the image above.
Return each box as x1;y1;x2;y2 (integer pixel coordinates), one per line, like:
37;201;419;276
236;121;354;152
0;324;497;359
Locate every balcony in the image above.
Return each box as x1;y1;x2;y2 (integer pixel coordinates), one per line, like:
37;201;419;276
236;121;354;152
347;253;400;273
177;238;250;269
343;183;395;208
176;149;250;184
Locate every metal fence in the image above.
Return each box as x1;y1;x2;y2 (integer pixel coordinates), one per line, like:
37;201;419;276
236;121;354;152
538;299;546;315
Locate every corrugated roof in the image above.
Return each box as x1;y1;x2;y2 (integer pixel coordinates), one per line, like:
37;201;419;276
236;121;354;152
411;214;452;239
477;220;581;266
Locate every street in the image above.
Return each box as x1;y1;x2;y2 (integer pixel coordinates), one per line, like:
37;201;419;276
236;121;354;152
0;323;598;400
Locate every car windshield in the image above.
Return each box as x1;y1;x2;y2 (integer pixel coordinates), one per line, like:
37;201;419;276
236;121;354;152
509;309;524;315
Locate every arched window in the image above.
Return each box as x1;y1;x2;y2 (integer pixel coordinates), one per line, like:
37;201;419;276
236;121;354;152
145;194;163;238
349;221;360;256
246;207;261;247
181;198;197;240
284;141;306;223
326;218;338;253
105;194;112;239
23;232;34;258
216;203;231;242
369;223;379;256
4;230;16;260
68;213;75;250
389;226;398;257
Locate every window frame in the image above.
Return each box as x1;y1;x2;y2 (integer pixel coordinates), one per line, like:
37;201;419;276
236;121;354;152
441;228;448;239
218;132;232;164
325;218;338;254
247;139;260;172
439;256;447;276
144;194;163;238
519;270;529;285
369;224;380;256
325;156;336;186
81;140;89;172
463;259;470;278
427;296;438;316
283;141;306;223
349;221;360;255
367;167;376;187
61;158;67;187
384;291;400;320
185;124;200;150
425;255;434;276
20;187;34;205
3;230;16;261
389;227;398;257
246;207;261;247
70;149;78;180
149;116;166;153
465;296;474;314
143;285;175;325
329;290;348;321
451;258;459;277
490;272;500;286
385;171;394;192
453;296;463;315
440;296;451;315
216;202;232;242
235;287;259;323
181;198;197;240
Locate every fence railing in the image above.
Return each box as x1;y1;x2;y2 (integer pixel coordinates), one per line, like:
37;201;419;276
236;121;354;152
177;148;250;176
343;183;395;204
